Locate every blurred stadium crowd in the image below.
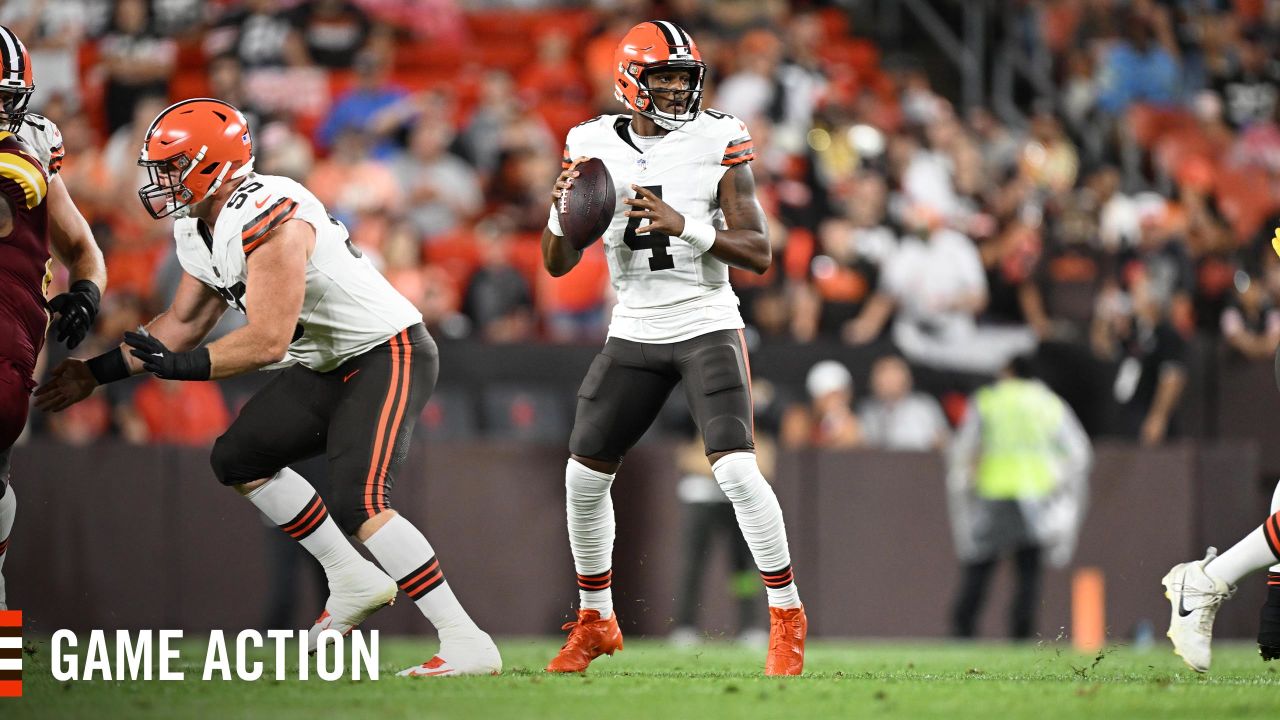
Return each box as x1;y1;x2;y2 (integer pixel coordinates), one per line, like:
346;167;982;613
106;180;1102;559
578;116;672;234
14;0;1280;447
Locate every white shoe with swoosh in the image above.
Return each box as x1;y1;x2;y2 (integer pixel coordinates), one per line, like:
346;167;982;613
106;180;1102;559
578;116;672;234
1163;547;1234;673
397;634;501;677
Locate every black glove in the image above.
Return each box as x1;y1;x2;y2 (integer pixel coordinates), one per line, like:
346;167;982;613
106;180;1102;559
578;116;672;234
124;330;211;381
47;279;100;350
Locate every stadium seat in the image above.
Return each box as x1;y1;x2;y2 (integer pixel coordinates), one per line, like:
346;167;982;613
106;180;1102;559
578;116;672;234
1216;167;1278;243
423;230;482;286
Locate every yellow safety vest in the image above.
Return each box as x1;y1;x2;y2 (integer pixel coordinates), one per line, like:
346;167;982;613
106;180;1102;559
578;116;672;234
974;379;1063;500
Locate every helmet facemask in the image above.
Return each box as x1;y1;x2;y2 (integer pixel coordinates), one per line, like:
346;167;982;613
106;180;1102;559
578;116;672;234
0;86;31;133
628;61;705;131
138;152;200;219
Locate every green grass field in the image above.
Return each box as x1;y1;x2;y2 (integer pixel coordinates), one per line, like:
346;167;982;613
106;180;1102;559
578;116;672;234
8;637;1280;719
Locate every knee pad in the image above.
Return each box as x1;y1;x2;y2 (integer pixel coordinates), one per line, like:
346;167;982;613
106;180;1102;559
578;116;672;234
703;415;753;454
568;423;609;462
209;433;262;486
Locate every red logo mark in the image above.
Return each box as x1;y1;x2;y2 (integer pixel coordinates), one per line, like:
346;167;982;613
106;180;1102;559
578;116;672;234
254;195;273;209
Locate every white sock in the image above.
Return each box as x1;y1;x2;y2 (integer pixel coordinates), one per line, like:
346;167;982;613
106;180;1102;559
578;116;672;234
0;483;14;573
712;452;801;609
244;468;364;573
1270;480;1280;574
1205;512;1280;586
565;459;615;619
362;514;484;642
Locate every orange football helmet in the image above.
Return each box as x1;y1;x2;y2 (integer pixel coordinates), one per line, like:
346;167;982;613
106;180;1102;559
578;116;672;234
137;98;254;219
0;25;34;133
613;21;706;130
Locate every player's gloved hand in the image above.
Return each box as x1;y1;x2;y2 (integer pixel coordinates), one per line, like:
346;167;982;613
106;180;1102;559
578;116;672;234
47;279;100;350
124;329;211;381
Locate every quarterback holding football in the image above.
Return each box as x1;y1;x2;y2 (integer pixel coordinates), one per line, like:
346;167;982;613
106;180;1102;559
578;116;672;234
541;20;806;676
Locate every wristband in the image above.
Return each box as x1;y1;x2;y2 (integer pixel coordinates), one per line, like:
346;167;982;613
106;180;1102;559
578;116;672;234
170;347;213;381
547;202;564;237
85;346;130;385
70;279;102;313
679;221;717;254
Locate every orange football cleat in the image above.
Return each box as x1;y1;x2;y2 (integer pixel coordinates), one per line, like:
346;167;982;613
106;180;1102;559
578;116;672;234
545;609;624;673
765;605;807;676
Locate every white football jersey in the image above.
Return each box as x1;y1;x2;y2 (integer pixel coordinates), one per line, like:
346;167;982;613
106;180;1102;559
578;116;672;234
563;110;756;343
17;113;65;176
173;173;422;372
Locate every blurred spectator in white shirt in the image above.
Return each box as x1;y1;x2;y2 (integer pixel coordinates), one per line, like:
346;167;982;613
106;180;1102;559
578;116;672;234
392;120;483;242
859;356;950;451
850;208;1038;374
781;360;862;449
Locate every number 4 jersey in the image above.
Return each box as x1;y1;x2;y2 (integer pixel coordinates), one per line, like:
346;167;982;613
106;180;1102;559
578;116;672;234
172;173;422;372
562;110;756;343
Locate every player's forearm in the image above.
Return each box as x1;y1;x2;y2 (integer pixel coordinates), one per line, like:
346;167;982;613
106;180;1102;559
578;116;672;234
705;229;771;274
541;226;582;277
113;311;210;376
204;323;292;380
49;215;106;290
48;176;107;290
59;236;106;291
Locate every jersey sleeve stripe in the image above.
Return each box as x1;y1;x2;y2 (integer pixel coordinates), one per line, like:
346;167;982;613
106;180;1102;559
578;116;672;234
562;143;572;169
724;141;753;156
721;147;756;166
726;135;752;148
241;199;299;255
47;144;64;175
243;196;291;235
0;151;47;208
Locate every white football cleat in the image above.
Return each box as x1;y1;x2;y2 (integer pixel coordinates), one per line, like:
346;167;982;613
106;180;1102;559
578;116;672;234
307;559;397;653
397;634;502;677
1162;547;1235;673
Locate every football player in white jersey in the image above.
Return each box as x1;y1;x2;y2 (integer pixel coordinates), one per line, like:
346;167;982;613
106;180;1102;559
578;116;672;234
35;99;500;677
0;24;107;611
541;21;806;676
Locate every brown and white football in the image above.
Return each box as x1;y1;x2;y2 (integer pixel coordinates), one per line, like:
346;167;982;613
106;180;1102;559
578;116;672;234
558;157;615;251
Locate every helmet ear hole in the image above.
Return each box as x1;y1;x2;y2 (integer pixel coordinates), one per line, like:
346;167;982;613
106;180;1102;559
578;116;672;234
199;162;219;175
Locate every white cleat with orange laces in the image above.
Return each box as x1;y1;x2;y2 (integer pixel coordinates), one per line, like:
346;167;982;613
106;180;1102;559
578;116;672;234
398;634;502;677
307;559;397;653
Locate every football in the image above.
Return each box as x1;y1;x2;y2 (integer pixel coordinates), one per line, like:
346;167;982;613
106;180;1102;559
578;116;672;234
558;157;615;251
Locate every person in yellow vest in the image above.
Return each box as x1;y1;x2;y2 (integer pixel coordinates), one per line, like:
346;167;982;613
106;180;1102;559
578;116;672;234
946;354;1092;638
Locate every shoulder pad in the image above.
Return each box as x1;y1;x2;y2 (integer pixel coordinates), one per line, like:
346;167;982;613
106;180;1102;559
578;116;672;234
21;114;64;175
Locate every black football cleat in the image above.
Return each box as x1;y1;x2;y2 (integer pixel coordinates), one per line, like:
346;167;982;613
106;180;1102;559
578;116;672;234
1258;574;1280;661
